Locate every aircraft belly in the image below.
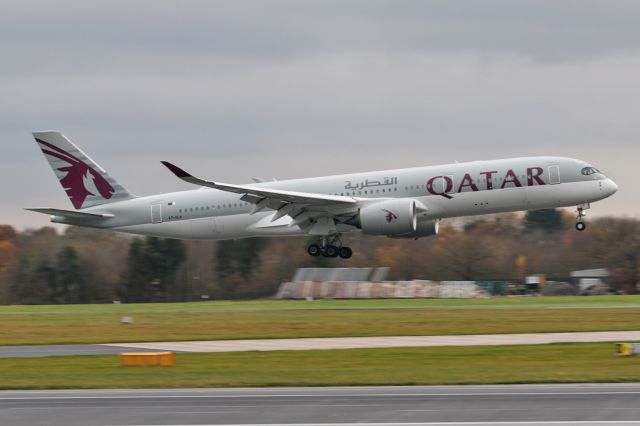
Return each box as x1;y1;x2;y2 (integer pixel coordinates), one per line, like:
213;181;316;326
427;188;528;218
113;218;218;240
526;181;601;209
430;181;603;219
482;187;527;213
112;212;309;240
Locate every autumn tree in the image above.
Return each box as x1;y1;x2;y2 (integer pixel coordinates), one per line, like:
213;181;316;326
213;238;268;298
11;255;56;304
121;237;186;302
55;246;91;303
524;209;567;233
0;226;17;303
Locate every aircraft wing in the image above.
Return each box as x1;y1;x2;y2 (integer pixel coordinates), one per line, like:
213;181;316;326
26;208;114;219
161;161;358;233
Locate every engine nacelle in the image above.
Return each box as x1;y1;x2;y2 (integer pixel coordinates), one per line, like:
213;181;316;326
359;199;422;236
389;219;440;239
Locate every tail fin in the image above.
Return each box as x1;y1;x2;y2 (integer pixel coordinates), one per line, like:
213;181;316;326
32;131;135;209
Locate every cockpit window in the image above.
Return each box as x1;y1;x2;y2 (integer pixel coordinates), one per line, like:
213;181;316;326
581;167;600;175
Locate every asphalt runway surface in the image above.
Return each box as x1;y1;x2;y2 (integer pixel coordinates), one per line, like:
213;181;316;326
107;331;640;353
0;344;162;358
3;331;640;357
2;384;640;426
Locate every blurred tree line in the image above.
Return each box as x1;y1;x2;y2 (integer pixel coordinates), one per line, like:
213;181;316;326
0;209;638;304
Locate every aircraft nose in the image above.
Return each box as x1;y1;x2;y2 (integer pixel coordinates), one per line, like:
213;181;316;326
604;178;618;196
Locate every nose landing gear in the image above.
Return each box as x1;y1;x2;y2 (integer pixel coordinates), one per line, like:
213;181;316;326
307;235;353;259
575;203;590;231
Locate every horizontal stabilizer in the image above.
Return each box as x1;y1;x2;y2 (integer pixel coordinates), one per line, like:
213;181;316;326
26;208;114;220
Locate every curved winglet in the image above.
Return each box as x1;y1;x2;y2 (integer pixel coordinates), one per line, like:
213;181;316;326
161;161;209;187
161;161;192;179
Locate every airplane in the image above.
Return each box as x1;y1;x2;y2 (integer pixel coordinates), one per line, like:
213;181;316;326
27;131;618;259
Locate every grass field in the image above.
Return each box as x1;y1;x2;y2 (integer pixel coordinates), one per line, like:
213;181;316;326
0;343;637;389
1;296;639;345
2;295;640;313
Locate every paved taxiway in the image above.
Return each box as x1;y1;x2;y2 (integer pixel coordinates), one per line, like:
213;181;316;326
2;384;640;425
0;344;160;358
106;331;640;353
3;331;640;357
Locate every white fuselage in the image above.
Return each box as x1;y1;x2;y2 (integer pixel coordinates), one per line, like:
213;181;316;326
56;156;617;240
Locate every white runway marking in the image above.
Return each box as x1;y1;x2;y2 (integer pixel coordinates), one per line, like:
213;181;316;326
4;385;639;425
3;390;640;400
102;330;640;353
100;422;640;426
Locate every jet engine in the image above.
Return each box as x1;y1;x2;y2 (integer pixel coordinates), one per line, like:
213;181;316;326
359;199;426;237
389;218;440;239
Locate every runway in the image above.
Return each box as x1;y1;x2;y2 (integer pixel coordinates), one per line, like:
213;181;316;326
106;330;640;353
0;344;161;358
2;384;640;425
3;331;640;357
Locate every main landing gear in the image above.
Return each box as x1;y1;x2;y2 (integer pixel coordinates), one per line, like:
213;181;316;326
307;235;353;259
575;203;590;231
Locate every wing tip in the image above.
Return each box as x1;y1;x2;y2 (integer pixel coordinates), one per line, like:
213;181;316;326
161;161;191;178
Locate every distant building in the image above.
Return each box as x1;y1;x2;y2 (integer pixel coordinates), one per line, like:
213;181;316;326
570;268;611;293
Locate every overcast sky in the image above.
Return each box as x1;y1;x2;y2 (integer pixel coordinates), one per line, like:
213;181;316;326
2;0;638;229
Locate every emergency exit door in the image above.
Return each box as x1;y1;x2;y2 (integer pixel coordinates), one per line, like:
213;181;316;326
151;204;163;223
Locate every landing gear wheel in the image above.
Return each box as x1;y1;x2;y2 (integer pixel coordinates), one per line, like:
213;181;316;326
575;204;589;232
338;246;353;259
323;245;339;258
307;244;322;257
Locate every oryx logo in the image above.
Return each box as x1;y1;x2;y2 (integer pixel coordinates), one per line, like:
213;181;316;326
382;209;398;223
36;138;114;209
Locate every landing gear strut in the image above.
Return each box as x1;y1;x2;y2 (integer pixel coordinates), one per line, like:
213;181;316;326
575;203;589;231
307;235;352;259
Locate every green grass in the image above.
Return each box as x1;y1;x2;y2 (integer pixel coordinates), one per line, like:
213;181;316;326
1;296;639;345
0;343;637;389
2;295;640;314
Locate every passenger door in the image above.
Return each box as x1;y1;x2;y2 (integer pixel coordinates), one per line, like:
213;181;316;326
548;165;561;185
151;203;163;224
